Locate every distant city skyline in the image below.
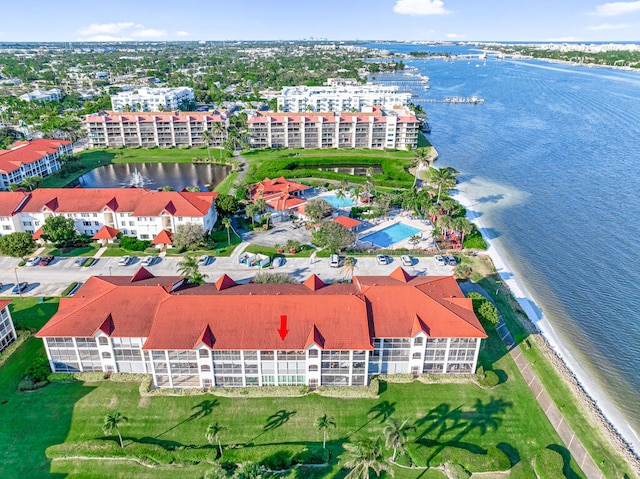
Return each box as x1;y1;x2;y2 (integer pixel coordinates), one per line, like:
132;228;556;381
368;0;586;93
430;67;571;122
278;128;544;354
1;0;640;43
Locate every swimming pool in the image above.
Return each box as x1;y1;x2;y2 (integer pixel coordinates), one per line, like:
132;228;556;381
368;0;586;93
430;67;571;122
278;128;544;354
320;193;354;208
360;222;422;248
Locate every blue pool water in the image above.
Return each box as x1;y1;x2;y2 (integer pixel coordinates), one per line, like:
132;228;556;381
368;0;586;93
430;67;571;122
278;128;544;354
361;223;422;248
321;193;354;208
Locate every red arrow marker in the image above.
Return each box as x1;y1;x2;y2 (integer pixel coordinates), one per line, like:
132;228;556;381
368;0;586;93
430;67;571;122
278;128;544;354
278;315;289;340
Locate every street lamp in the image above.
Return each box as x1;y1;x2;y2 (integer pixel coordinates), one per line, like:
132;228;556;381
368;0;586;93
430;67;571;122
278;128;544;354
14;268;22;299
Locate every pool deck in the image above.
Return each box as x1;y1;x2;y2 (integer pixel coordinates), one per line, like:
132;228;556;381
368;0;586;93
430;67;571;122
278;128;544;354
355;213;435;250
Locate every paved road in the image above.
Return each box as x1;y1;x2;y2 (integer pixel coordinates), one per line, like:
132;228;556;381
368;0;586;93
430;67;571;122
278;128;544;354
0;253;454;297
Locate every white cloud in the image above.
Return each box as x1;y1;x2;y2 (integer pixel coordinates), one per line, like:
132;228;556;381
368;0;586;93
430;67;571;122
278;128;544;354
593;1;640;16
446;33;466;39
587;22;630;30
78;22;167;41
176;31;190;37
394;0;449;15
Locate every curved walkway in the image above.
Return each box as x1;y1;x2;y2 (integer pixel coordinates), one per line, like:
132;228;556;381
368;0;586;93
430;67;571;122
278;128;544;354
459;282;605;479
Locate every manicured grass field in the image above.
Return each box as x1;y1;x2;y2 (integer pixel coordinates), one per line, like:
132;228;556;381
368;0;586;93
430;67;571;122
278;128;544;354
242;148;422;188
0;296;594;479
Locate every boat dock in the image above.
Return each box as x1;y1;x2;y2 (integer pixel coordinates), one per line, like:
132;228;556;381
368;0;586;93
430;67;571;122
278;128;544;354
414;96;485;105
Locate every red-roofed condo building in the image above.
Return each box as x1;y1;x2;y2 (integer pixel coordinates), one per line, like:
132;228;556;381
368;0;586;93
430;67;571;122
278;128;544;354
36;268;486;389
248;107;419;150
0;300;17;353
0;188;218;242
85;111;228;149
0;139;72;191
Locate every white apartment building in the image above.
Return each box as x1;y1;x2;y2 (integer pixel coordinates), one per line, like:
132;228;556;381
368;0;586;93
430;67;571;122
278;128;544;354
277;84;411;112
0;301;17;353
37;269;486;388
0;139;72;191
248;107;419;150
0;188;218;244
19;88;62;102
110;87;195;112
85;111;228;149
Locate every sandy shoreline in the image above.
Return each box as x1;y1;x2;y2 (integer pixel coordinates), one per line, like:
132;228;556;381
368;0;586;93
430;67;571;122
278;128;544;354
452;190;640;467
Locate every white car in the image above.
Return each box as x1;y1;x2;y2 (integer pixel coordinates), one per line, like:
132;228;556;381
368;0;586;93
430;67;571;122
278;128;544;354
376;254;388;265
400;255;413;267
197;255;210;266
141;256;155;267
329;254;340;268
26;256;41;266
434;255;446;266
118;255;132;266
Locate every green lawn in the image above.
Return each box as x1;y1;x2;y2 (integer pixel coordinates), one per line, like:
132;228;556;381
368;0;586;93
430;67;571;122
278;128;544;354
44;245;101;257
213;171;238;195
242;148;421;188
244;243;316;258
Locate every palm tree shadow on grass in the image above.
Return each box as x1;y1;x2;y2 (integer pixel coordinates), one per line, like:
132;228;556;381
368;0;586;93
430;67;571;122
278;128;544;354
152;399;219;440
350;400;396;436
246;409;297;445
413;397;513;467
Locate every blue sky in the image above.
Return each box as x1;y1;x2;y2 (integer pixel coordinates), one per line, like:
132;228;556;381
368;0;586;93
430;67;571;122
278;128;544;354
1;0;640;42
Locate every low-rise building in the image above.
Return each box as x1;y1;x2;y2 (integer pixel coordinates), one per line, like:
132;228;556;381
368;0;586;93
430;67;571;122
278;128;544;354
0;300;17;353
85;110;228;149
0;139;72;191
277;84;411;112
19;88;62;102
249;177;310;222
110;87;194;112
0;188;218;243
36;268;486;388
248;107;419;150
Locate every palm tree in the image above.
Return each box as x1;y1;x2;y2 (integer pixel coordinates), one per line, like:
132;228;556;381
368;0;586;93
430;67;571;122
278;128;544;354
263;212;272;229
408;234;420;249
102;412;128;449
212;121;225;160
335;188;347;209
246;203;258;226
206;421;226;457
201;129;213;160
159;185;174;191
178;254;207;284
222;217;232;245
383;418;416;462
341;257;356;281
315;414;336;449
427;166;458;204
185;185;201;192
412;148;428;188
451;217;474;245
342;437;394;479
254;198;267;215
436;215;452;238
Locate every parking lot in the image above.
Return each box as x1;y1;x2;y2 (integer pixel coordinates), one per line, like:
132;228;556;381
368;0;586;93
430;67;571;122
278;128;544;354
0;252;455;297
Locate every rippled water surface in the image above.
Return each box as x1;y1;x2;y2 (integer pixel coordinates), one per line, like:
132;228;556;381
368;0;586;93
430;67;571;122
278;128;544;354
369;43;640;447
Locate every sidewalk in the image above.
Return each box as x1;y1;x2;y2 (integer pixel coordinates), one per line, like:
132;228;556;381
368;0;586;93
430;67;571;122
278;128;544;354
460;282;605;479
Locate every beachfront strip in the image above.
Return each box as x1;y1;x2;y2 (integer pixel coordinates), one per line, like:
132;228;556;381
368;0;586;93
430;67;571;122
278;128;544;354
0;188;218;243
36;268;486;389
248;107;419;150
0;139;72;190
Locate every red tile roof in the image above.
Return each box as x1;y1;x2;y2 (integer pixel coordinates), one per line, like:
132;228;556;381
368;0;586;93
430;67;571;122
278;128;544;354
250;177;310;200
0;139;70;174
151;229;173;245
85;110;228;124
32;227;43;240
0;300;11;311
93;225;119;240
331;216;362;229
10;188;217;217
0;191;29;216
37;270;486;351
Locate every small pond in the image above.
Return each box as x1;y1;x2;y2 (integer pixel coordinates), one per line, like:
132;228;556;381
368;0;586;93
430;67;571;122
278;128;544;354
75;162;231;191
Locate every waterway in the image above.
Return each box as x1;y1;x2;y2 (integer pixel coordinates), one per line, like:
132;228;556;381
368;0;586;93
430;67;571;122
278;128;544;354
76;162;231;191
368;42;640;452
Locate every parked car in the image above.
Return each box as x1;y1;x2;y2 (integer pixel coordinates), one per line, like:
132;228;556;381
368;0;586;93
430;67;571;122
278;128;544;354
445;254;457;266
329;254;340;268
434;255;446;266
118;256;132;266
401;255;413;267
141;256;155;267
39;255;54;266
74;257;88;267
12;282;28;294
376;254;388;265
26;256;41;267
197;255;210;266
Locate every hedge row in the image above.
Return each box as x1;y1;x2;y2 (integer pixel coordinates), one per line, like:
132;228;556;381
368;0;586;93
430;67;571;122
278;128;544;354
0;330;31;368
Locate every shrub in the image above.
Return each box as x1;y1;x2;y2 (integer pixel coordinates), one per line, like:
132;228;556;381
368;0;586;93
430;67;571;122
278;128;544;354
26;357;51;382
444;463;471;479
467;292;499;327
61;282;78;296
534;447;566;479
120;236;151;251
479;370;500;388
293;447;329;465
260;450;292;470
18;376;48;391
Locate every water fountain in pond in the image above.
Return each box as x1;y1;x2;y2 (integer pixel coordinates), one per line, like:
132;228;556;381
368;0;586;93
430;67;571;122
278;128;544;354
122;167;152;188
